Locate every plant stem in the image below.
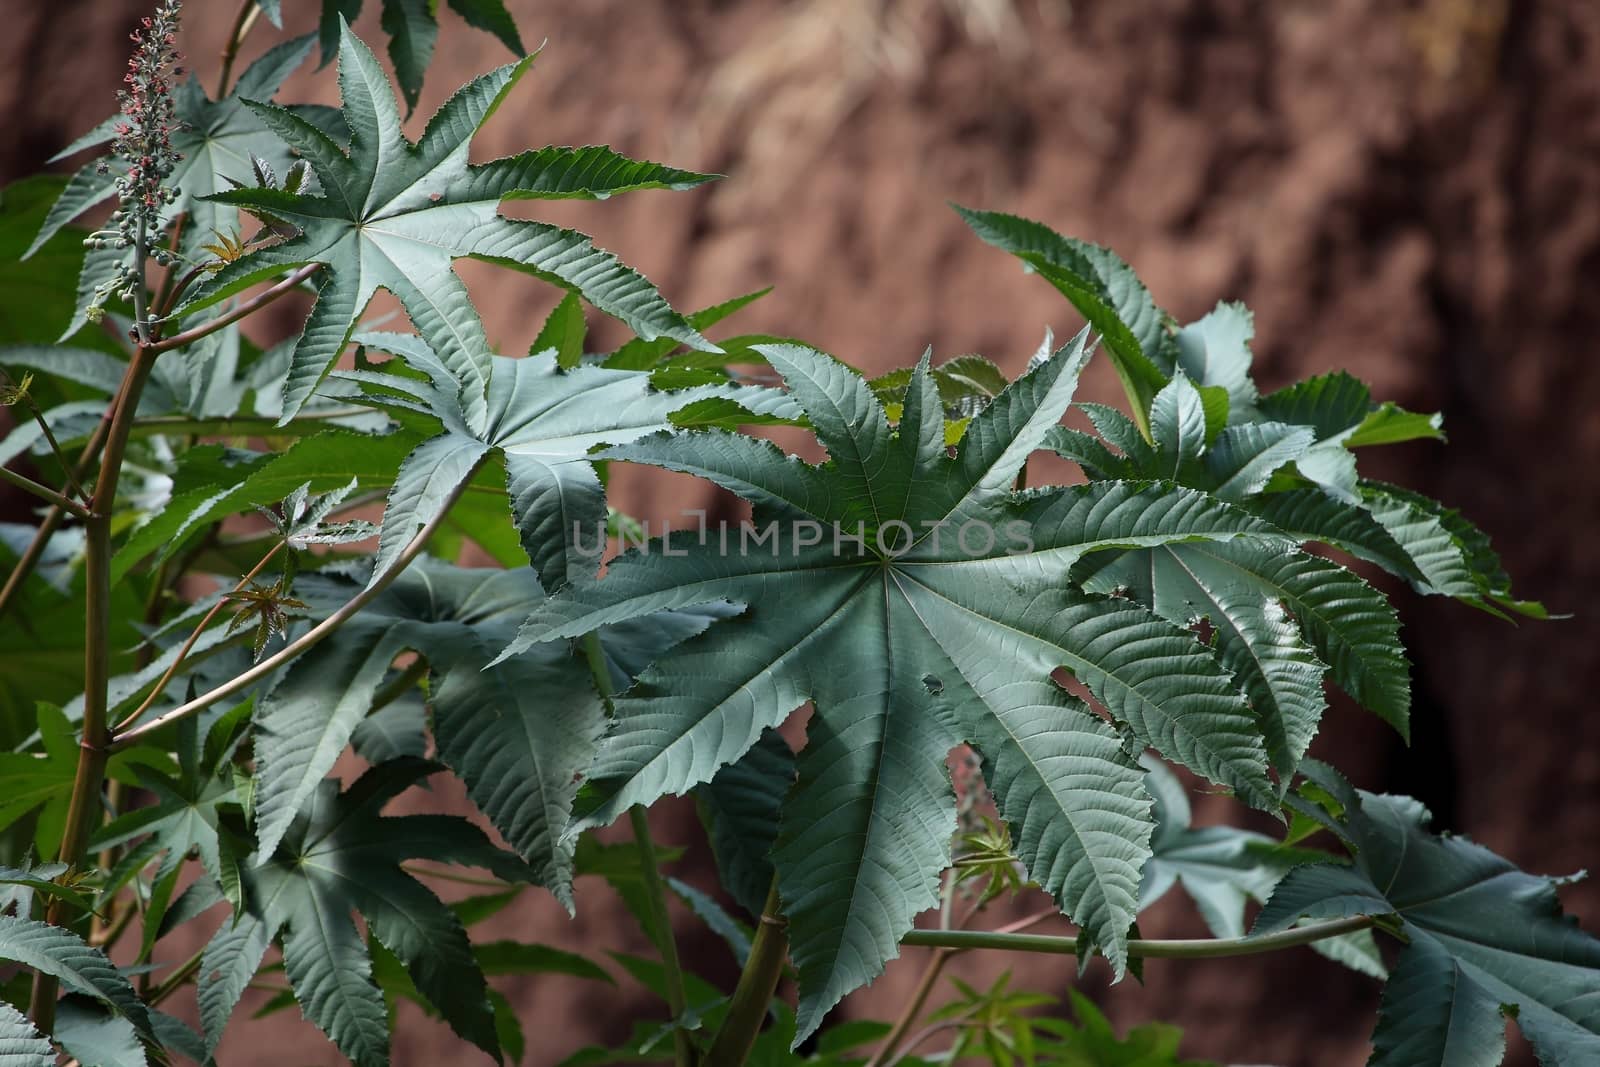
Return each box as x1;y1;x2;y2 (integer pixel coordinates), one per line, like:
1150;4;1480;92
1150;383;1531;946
866;905;1057;1067
0;464;91;518
150;263;319;355
705;878;788;1067
0;414;111;617
28;339;157;1032
578;632;694;1067
864;946;951;1067
216;0;262;98
0;369;88;501
899;915;1377;959
114;540;286;732
369;657;429;714
110;457;486;751
147;946;205;1007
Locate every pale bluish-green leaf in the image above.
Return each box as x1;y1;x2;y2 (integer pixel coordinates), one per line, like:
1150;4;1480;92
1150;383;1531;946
181;28;715;421
955;206;1173;431
0;917;151;1037
1256;765;1600;1066
1174;301;1258;419
1149;372;1208;480
349;338;792;589
1080;543;1329;778
1205;422;1315;503
0;1001;52;1067
198;912;271;1051
52;997;146;1067
510;347;1291;1038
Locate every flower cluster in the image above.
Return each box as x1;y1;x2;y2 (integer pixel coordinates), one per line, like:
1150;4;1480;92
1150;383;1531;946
85;1;185;327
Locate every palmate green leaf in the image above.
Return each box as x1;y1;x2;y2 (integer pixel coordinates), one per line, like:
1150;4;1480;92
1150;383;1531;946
0;1001;53;1067
505;336;1289;1039
252;560;603;901
698;729;793;919
348;332;795;590
221;759;535;1067
1255;764;1600;1066
1079;537;1408;754
52;996;147;1067
179;24;718;421
1173;301;1258;421
313;0;523;114
956;206;1177;435
0;917;153;1040
602;287;772;371
253;558;723;908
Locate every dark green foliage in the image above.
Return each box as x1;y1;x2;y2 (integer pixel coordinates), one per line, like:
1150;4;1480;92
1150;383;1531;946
0;7;1589;1067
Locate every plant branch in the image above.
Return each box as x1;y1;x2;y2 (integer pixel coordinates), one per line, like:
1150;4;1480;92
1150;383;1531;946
899;915;1377;960
28;337;157;1031
147;946;205;1008
0;464;91;518
1;370;88;501
150;263;319;355
705;878;788;1067
110;456;486;751
0;413;110;616
114;539;286;732
216;0;262;98
369;657;429;715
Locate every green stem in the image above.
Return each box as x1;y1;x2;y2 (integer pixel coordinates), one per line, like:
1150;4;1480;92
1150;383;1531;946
0;464;90;518
900;915;1377;959
864;946;950;1067
147;946;205;1008
705;878;788;1067
0;367;88;501
109;456;487;751
216;0;262;98
369;657;429;715
578;632;694;1067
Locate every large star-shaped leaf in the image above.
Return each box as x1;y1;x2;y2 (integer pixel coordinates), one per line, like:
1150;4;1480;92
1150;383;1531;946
1255;764;1600;1066
502;336;1290;1039
344;331;795;590
250;561;602;888
252;558;739;909
254;0;523;115
25;35;320;339
178;23;719;421
204;759;535;1067
1051;326;1545;779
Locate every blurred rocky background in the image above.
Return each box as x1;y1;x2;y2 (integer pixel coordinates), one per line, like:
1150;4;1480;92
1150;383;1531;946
3;1;1598;1064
